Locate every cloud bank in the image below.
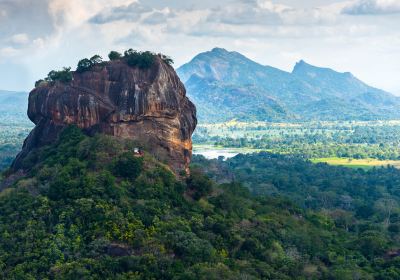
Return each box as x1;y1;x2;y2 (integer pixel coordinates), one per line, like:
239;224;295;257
0;0;399;95
342;0;400;15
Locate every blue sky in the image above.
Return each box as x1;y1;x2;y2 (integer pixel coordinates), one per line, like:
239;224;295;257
0;0;399;94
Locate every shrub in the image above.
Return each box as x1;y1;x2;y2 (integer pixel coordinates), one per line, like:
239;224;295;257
186;169;213;200
124;49;156;69
76;55;103;73
76;58;92;73
112;152;143;180
108;51;122;61
90;55;103;65
35;79;46;87
158;54;174;66
45;67;73;83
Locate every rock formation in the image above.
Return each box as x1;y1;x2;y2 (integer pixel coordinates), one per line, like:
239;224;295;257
12;56;197;174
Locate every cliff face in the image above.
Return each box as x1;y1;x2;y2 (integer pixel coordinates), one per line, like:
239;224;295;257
13;57;197;174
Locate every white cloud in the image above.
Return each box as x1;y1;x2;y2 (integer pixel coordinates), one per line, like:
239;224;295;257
0;47;19;57
90;1;151;24
342;0;400;15
10;33;30;45
0;0;399;95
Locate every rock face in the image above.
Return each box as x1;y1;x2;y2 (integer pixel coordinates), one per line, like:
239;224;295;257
12;57;197;174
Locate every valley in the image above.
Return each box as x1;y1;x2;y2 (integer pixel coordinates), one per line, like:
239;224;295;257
193;120;400;169
0;49;400;279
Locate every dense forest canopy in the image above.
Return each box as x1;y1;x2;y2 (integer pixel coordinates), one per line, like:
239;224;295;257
0;127;399;279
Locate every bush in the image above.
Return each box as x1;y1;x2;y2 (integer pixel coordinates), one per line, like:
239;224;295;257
108;51;122;61
187;169;213;200
76;55;103;73
112;152;143;180
124;49;156;69
76;58;92;73
45;67;73;83
158;54;174;66
90;55;103;65
36;50;173;87
35;79;46;87
166;231;216;264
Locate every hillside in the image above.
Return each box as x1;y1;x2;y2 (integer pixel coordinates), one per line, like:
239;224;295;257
1;127;399;279
177;48;400;123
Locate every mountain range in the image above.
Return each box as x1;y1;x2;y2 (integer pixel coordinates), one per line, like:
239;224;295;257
2;49;400;124
0;90;28;111
177;48;400;123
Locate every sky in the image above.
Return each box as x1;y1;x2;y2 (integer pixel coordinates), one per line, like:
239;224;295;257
0;0;399;94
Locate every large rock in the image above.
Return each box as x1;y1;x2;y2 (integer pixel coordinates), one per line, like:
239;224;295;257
12;57;197;174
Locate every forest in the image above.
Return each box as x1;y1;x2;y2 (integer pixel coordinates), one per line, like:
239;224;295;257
0;127;399;279
194;120;400;161
0;110;32;171
4;116;400;172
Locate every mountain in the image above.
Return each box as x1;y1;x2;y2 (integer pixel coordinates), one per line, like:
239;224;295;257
0;90;31;126
0;127;398;278
12;54;197;175
0;90;29;120
177;48;400;122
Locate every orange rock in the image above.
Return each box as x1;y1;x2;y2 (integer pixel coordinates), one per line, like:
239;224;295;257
13;57;197;175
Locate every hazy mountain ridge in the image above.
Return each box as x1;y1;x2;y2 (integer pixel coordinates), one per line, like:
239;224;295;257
178;48;400;122
0;90;28;112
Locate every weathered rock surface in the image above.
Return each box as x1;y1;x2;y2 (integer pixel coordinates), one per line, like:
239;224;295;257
12;57;197;174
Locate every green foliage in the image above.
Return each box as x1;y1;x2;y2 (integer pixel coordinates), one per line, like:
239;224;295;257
76;55;104;73
123;49;156;69
76;58;92;73
194;151;400;271
34;79;45;87
108;51;122;61
122;49;174;68
1;129;399;279
186;168;213;200
194;120;400;161
29;49;172;90
90;55;103;65
112;153;143;180
45;67;73;83
158;53;174;66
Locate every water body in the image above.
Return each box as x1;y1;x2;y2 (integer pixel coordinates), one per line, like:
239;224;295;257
193;148;239;160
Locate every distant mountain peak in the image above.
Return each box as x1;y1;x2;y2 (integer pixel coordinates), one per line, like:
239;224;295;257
292;60;318;73
177;48;400;122
292;60;355;79
211;47;229;54
204;47;248;61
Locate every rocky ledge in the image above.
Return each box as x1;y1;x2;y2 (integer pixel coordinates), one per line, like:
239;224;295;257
12;55;197;174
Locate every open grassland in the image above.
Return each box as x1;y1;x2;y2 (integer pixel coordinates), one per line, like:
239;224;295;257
311;157;400;170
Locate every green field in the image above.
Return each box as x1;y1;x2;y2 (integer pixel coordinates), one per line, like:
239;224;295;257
311;157;400;170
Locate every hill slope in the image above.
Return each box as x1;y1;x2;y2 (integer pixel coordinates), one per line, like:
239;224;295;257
177;48;400;122
1;127;398;278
